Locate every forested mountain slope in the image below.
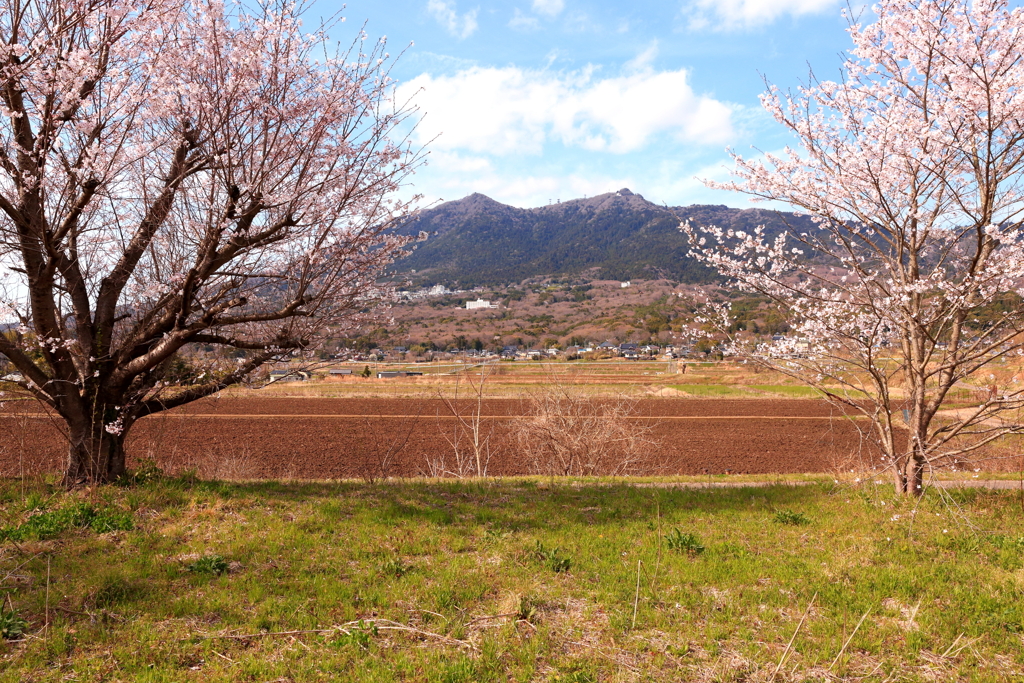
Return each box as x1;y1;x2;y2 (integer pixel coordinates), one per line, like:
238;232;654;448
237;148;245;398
396;189;816;286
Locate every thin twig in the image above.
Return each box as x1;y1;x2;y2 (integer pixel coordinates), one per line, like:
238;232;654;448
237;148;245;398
652;500;663;598
906;600;921;630
631;559;642;629
44;555;50;634
414;609;447;622
463;612;518;627
940;633;964;659
567;640;641;673
941;633;981;660
772;591;817;681
829;608;870;671
0;552;44;584
187;628;334;641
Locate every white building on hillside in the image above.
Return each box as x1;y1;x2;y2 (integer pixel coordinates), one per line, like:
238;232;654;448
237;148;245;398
466;298;497;310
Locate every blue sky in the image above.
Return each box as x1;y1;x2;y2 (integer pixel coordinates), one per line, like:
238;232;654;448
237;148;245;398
316;0;856;209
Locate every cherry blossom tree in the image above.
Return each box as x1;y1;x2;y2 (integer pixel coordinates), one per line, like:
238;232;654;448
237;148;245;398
0;0;424;484
685;0;1024;495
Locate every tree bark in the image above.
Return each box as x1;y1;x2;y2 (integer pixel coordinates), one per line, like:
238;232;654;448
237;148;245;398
64;423;128;486
893;461;909;495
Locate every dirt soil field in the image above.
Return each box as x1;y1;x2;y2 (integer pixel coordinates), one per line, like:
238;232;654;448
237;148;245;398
0;397;885;479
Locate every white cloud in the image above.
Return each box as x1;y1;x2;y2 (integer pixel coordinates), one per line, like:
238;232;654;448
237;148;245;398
508;8;540;31
685;0;836;30
531;0;565;18
427;0;479;40
624;41;659;73
399;62;735;156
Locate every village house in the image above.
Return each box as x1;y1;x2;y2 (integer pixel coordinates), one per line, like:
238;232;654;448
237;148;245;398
269;369;310;382
466;298;498;310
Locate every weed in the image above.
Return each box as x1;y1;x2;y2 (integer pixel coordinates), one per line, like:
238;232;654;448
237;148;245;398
94;576;149;608
774;509;810;526
22;492;48;512
988;534;1024;550
381;557;411;578
0;503;133;541
515;595;538;622
0;604;26;639
45;626;75;660
439;657;476;683
553;664;598;683
185;554;229;576
665;528;705;555
88;507;135;533
483;527;512;542
332;621;377;650
116;459;164;486
534;540;572;573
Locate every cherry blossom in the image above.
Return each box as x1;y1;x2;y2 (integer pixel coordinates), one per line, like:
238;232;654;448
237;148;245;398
0;0;423;484
685;0;1024;496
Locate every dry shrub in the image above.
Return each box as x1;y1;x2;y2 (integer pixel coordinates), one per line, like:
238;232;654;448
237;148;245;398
428;366;500;478
513;385;662;477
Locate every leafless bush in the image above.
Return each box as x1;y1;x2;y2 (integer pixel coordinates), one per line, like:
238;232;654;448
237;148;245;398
513;384;662;477
211;444;258;481
428;365;499;478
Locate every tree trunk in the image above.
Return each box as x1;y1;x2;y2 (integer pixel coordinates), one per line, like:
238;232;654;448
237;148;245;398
893;460;909;494
64;425;128;486
905;453;925;498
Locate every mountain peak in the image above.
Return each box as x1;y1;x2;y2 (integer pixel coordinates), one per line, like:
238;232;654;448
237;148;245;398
397;191;817;286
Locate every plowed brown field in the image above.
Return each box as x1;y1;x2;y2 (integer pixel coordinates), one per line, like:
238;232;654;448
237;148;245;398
0;397;882;479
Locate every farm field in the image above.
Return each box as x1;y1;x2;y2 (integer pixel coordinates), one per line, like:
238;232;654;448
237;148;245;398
0;397;878;481
0;477;1021;682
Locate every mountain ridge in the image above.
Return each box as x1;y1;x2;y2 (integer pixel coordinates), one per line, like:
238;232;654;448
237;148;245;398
396;189;815;286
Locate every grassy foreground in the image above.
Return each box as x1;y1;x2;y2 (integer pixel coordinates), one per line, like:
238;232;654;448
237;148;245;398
0;476;1022;682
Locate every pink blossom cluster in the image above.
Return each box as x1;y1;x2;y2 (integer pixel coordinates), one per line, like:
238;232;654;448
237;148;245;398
684;0;1024;492
0;0;424;479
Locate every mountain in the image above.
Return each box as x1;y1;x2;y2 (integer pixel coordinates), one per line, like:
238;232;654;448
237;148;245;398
395;189;817;286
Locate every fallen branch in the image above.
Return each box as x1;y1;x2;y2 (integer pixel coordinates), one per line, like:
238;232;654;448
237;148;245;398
184;619;478;651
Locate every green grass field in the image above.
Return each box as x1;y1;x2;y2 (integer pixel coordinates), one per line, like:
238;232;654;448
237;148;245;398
748;385;824;398
668;384;754;397
0;475;1021;681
